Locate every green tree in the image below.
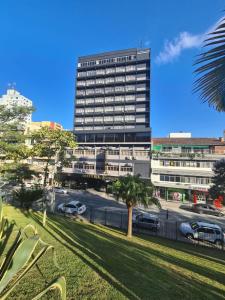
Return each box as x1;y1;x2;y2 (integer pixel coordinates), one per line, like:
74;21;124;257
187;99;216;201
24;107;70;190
209;159;225;203
0;163;39;186
112;175;161;238
194;17;225;111
13;186;44;209
30;127;76;226
0;104;34;188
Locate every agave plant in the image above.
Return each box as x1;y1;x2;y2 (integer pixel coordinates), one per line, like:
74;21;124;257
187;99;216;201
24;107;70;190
0;198;66;299
194;17;225;111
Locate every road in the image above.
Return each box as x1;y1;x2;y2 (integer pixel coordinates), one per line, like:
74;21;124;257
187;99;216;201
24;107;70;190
55;189;225;229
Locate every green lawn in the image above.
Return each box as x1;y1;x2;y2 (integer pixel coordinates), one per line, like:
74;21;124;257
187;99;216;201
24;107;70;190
2;205;225;300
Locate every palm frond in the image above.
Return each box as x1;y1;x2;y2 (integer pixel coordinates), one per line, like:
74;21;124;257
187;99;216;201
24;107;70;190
194;17;225;111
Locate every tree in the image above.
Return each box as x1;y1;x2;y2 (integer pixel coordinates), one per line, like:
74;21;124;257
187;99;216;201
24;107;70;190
30;127;76;186
209;159;225;202
13;186;44;209
0;163;39;186
30;127;76;226
112;175;161;238
194;17;225;111
0;104;34;188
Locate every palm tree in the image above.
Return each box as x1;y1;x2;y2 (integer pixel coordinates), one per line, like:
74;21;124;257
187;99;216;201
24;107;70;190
194;17;225;111
112;175;161;238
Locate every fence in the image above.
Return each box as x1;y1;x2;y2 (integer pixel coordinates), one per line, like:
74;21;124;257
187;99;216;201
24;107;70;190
6;196;225;252
80;206;225;251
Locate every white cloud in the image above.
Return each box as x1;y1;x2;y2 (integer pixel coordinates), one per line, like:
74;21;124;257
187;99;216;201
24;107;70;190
155;17;225;65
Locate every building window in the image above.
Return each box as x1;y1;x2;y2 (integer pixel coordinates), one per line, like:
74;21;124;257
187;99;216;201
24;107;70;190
105;96;114;103
104;106;113;112
115;96;125;102
104;116;113;122
120;166;133;172
95;134;104;142
125;95;135;101
125;85;135;92
107;149;119;155
114;106;124;112
86;80;95;86
95;88;104;94
116;67;125;73
114;116;124;122
105;68;115;74
95;107;104;113
86;89;94;95
107;165;119;171
96;69;105;75
105;77;114;84
125;115;135;121
95;97;104;104
96;78;105;85
115;86;125;93
126;65;136;72
85;108;94;114
115;76;125;82
105;87;114;94
115;133;124;142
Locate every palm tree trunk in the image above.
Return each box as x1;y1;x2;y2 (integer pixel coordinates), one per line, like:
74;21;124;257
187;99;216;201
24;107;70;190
127;205;133;238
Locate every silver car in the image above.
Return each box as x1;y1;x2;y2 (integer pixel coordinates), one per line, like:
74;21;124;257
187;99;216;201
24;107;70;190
179;221;225;245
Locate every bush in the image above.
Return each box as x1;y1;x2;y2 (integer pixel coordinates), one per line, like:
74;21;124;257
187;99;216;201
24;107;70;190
13;186;44;209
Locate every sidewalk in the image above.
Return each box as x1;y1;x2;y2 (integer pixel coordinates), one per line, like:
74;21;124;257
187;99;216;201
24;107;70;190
87;189;182;212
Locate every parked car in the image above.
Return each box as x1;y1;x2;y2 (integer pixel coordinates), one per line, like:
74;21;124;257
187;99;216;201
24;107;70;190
133;213;160;231
57;200;86;215
54;187;68;194
179;221;225;246
192;203;224;217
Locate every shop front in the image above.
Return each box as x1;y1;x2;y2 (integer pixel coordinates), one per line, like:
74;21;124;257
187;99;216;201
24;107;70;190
156;187;189;202
191;190;209;204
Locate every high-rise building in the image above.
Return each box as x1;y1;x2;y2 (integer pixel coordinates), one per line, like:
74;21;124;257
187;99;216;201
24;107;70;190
0;88;33;123
64;48;151;181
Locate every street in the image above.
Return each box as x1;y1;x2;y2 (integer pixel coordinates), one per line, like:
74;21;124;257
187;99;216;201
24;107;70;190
55;189;225;229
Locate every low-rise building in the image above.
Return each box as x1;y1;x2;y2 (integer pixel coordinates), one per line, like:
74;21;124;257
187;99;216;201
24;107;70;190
26;121;63;133
151;133;225;203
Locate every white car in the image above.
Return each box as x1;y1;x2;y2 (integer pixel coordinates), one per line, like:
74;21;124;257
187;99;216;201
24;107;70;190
57;201;86;215
54;187;68;194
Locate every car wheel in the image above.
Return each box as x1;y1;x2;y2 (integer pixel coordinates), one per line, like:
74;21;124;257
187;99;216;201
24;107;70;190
199;210;203;214
215;240;222;246
186;233;193;240
219;213;224;217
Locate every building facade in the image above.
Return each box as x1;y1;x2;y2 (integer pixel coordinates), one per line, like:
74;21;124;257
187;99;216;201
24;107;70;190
151;133;225;203
64;48;151;181
26;121;63;133
0;88;33;123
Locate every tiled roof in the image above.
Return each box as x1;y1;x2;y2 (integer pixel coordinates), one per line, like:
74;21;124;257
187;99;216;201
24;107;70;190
152;138;225;146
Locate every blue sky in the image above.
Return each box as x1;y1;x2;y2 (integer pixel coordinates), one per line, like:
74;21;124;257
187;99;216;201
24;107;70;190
0;0;224;137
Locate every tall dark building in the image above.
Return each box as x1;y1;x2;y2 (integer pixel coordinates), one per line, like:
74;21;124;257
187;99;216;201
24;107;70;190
66;48;151;180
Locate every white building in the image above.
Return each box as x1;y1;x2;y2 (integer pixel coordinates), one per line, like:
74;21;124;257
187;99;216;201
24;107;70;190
0;88;33;123
151;134;225;203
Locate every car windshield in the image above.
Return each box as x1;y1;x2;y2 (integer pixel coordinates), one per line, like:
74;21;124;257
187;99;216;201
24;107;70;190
76;203;83;208
190;222;199;230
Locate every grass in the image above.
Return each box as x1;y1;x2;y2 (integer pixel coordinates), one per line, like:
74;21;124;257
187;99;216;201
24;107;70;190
2;205;225;300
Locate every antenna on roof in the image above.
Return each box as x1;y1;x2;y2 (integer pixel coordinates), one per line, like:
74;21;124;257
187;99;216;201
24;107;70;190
7;82;16;90
139;40;143;49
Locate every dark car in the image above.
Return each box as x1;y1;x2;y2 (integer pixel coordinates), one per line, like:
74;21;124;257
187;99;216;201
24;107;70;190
133;213;160;231
192;204;224;217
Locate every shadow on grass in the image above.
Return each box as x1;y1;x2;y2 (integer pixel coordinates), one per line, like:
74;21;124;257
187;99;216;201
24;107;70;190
29;212;225;300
